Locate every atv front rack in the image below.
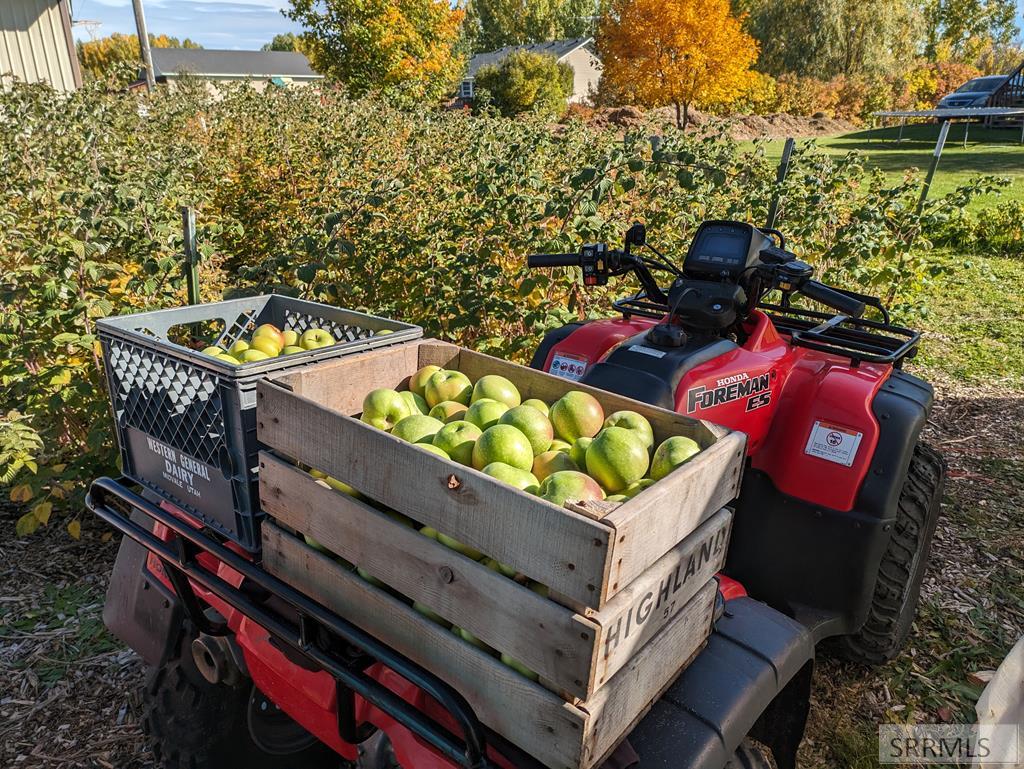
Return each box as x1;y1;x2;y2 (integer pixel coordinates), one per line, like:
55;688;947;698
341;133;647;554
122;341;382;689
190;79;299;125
86;477;517;769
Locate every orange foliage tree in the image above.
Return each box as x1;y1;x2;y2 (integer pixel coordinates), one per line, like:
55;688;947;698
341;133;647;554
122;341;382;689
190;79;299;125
597;0;758;128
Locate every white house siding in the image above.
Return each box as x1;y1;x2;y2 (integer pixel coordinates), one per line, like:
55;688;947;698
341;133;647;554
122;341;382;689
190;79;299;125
563;47;602;104
0;0;80;91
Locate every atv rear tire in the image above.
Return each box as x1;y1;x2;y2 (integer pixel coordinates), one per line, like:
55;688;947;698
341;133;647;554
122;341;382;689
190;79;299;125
725;739;777;769
142;638;338;769
837;442;945;664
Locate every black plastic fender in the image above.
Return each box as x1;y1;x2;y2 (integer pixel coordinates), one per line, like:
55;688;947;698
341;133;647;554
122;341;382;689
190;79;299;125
103;511;183;667
627;597;814;769
529;323;586;371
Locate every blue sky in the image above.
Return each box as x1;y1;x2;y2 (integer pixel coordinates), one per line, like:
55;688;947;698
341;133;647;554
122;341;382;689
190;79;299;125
69;1;303;50
70;0;1024;53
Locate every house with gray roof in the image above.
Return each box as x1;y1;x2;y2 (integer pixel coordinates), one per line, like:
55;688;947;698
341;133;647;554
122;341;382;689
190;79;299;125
144;48;322;91
458;37;601;105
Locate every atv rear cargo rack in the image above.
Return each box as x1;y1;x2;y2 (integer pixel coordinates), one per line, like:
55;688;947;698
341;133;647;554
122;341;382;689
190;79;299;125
614;291;920;366
85;476;513;769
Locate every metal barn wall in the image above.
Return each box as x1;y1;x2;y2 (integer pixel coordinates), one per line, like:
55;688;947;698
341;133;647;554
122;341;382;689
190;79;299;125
0;0;81;91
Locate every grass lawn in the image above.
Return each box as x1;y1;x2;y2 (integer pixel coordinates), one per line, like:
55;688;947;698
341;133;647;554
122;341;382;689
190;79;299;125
741;123;1024;212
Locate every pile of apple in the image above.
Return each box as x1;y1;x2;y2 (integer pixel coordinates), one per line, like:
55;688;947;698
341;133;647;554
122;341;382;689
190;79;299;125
199;322;339;365
303;365;703;680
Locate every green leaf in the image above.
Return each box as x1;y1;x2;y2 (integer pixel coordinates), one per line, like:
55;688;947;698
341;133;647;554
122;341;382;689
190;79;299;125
16;511;39;537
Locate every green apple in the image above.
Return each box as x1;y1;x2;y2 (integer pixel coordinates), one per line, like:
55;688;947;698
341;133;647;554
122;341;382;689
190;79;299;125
383;509;416;527
228;339;250;357
299;328;336;350
522;398;549;416
480;555;518;578
472;425;533;472
424;370;473;408
304;534;330;553
428;401;469;423
452;625;494;653
550;391;605;442
418;443;450;460
409;365;442;397
399;390;430;415
324;476;363;498
465;398;509;430
568;437;593;469
281;345;305;355
356;566;386;589
532;450;579;482
252;323;286;349
239;349;272;363
360;388;413;431
471;374;521;408
220;355;241;365
376;329;394;336
529;581;549;598
392;415;444;444
437;532;484;560
481;462;540;494
606;494;629;502
201;345;224;357
249;335;282;358
650;436;702;480
499;405;553;456
500;653;539;681
419;525;439;540
413;601;450;628
432;420;482;466
623;478;655;497
539;470;605;507
282;329;299;347
549;439;571;453
603;410;655;452
585;426;650;493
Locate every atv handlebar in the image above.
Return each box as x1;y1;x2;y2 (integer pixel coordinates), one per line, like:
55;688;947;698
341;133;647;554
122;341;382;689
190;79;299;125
527;253;580;268
800;281;866;319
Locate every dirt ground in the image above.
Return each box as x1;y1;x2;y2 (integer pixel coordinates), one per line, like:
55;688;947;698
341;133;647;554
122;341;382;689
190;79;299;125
2;380;1022;769
585;105;858;141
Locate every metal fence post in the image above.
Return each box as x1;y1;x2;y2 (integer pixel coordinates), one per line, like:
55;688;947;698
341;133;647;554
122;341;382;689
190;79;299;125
181;207;200;305
765;137;795;231
917;120;951;215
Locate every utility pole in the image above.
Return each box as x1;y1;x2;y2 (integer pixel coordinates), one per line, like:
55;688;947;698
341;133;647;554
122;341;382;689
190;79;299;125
132;0;156;92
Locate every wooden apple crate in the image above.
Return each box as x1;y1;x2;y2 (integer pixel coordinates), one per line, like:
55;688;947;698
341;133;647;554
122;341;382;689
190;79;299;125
255;338;745;767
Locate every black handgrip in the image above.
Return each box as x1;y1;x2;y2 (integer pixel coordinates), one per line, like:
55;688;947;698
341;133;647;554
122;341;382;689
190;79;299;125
527;253;580;268
801;281;866;318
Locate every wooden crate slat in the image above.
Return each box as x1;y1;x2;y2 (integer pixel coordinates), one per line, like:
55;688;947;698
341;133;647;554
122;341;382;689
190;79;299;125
603;431;745;589
259;452;601;699
258;379;613;607
263;523;718;769
589;508;730;688
581;580;717;767
262;523;589;769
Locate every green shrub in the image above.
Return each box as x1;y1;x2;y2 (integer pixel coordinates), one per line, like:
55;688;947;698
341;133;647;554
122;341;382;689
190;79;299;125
0;78;1001;534
473;50;574;118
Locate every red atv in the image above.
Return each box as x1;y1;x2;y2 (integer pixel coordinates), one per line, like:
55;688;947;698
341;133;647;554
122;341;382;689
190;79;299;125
88;219;944;769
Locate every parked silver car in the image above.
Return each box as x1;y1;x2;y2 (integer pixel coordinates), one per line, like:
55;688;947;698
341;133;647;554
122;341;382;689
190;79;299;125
937;75;1009;108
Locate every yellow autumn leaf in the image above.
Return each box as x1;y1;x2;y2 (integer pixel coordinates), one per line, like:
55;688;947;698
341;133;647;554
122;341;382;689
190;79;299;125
32;501;53;525
10;484;33;503
67;519;82;540
16;512;39;537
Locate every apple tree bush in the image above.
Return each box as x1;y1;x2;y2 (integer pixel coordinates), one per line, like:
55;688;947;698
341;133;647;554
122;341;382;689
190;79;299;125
0;79;997;537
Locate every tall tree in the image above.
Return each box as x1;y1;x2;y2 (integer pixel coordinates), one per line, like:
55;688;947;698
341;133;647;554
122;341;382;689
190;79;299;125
464;0;595;53
77;33;202;82
286;0;465;102
920;0;1020;61
742;0;921;79
262;33;308;53
598;0;758;128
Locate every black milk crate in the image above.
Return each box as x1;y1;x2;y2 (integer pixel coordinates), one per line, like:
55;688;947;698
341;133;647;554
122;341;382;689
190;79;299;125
97;295;422;550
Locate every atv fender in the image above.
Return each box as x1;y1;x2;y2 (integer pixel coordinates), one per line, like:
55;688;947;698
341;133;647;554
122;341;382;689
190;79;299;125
627;596;813;769
103;511;183;668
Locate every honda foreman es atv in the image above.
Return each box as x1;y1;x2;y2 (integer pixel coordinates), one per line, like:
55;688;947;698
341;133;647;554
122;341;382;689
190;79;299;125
88;219;944;769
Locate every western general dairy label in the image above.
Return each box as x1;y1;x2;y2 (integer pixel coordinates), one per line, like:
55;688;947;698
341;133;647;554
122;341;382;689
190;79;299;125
124;426;234;529
804;420;863;467
549;352;588;381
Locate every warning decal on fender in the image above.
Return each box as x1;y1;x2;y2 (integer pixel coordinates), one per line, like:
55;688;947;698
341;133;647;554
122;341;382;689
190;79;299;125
549;352;588;382
804;421;863;467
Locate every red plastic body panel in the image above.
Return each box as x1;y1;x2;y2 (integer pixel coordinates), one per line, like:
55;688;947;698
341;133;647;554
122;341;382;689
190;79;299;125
541;310;892;512
717;574;748;602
